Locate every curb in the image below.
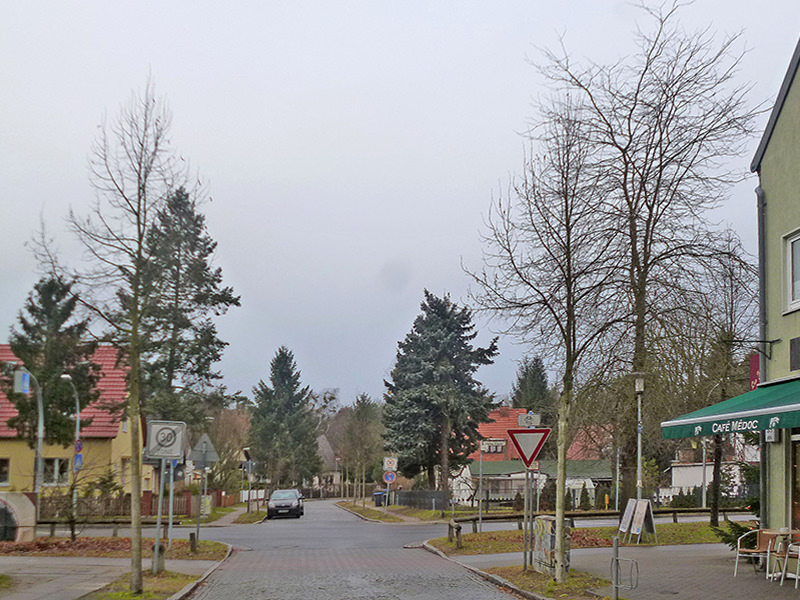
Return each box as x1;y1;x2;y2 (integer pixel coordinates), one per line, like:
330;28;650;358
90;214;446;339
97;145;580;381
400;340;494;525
168;542;234;600
421;541;609;600
334;501;384;523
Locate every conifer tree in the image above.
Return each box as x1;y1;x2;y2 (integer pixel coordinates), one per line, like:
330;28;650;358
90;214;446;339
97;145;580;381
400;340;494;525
511;355;554;424
250;347;322;486
384;290;497;499
4;276;100;447
142;186;240;424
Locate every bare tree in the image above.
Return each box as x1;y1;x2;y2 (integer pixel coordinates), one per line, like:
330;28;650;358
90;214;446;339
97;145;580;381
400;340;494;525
67;77;187;593
538;2;759;499
470;98;624;582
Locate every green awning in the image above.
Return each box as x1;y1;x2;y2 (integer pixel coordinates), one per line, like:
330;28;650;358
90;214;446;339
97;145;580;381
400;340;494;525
661;378;800;439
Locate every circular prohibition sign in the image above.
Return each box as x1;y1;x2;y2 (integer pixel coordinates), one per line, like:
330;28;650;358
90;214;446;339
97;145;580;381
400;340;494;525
383;471;396;484
156;428;177;448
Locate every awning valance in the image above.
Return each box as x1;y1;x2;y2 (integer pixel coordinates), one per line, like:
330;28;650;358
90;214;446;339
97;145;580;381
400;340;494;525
661;378;800;439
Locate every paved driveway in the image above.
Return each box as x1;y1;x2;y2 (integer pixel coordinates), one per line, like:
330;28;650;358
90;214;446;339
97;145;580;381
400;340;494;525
189;500;517;600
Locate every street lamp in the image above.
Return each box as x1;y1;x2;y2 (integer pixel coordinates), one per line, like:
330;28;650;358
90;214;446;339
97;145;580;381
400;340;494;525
60;374;81;514
13;367;44;517
634;373;646;501
60;374;81;453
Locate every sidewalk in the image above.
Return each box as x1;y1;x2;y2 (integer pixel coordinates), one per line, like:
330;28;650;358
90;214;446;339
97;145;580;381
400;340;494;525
0;556;218;600
0;507;246;600
457;543;800;599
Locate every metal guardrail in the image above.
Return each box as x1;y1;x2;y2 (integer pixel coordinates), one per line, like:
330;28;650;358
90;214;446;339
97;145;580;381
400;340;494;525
454;507;750;523
451;506;751;530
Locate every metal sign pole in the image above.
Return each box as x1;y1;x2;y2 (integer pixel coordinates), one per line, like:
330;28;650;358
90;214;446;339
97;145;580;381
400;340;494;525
153;457;166;574
523;468;530;572
478;446;483;533
168;459;175;551
528;467;535;569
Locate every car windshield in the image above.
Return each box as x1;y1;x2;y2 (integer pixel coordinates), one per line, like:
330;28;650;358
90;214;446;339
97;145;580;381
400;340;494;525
271;490;298;500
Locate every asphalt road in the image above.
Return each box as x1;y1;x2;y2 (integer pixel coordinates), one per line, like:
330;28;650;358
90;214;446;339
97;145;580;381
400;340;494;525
186;500;517;600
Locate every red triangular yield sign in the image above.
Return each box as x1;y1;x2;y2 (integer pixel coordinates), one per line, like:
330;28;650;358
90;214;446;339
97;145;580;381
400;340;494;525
507;428;551;467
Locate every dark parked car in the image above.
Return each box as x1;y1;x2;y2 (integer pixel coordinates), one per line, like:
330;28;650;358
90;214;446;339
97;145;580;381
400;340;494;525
267;488;304;519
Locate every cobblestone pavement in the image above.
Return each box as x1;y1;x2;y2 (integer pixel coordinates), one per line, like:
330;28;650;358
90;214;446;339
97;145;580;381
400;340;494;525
189;546;516;600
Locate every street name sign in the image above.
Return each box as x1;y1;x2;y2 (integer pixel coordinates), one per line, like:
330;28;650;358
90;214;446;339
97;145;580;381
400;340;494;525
517;412;541;428
507;428;551;468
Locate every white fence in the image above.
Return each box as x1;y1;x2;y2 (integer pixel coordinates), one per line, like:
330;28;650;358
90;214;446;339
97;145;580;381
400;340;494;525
239;489;267;503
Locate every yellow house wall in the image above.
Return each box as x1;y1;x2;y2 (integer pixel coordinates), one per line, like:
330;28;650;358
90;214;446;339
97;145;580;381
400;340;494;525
0;419;153;494
759;62;800;530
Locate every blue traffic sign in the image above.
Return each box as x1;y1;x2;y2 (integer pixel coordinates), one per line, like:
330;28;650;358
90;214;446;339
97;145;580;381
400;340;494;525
383;471;396;484
74;453;83;471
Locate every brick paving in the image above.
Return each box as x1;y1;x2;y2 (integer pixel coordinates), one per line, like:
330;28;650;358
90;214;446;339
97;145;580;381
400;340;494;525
189;547;516;600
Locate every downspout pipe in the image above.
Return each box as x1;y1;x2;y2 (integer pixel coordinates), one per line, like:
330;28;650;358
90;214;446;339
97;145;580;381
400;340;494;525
756;184;768;528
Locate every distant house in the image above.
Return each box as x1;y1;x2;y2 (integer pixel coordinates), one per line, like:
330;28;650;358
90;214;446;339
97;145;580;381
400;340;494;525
314;434;341;496
0;344;153;495
451;406;612;506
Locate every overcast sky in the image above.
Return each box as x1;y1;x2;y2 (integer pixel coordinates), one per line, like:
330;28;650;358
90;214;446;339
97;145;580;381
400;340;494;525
2;2;799;407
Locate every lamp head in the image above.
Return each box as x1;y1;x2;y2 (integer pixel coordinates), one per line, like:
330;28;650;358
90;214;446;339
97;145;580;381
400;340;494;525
633;372;646;393
60;374;72;381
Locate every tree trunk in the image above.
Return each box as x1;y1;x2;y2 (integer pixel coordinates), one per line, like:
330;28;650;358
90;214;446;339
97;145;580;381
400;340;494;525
440;413;450;514
128;340;143;594
710;434;723;527
554;371;573;583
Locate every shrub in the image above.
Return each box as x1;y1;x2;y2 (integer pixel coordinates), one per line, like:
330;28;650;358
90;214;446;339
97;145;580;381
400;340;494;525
712;520;758;551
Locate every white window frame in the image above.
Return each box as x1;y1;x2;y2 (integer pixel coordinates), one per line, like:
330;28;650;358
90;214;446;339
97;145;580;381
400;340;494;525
44;457;69;485
786;230;800;313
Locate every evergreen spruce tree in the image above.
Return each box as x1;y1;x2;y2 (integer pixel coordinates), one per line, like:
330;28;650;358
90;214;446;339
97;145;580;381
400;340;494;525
579;483;591;510
384;290;498;499
511;356;555;425
4;276;100;447
141;186;240;424
250;347;322;486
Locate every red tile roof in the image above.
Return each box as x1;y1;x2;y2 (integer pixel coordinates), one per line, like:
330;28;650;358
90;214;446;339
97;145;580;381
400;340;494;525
469;407;529;462
566;425;613;460
0;344;127;439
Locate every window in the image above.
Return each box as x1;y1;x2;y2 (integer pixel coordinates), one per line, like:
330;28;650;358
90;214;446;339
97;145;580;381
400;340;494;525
120;457;130;488
787;231;800;312
0;459;8;485
44;458;69;485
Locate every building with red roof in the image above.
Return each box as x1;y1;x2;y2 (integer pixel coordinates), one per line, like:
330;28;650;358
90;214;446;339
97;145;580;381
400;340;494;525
452;406;612;507
0;344;153;494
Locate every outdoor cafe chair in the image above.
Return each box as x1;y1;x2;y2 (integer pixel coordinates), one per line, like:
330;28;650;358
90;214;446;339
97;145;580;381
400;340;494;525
734;529;780;578
778;538;800;587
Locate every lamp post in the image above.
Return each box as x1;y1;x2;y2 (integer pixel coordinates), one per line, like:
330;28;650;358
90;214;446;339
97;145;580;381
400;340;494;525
12;368;44;517
60;374;81;516
634;373;646;501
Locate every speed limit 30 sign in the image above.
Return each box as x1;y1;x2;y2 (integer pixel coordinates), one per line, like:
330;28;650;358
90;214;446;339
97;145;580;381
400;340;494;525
146;421;186;459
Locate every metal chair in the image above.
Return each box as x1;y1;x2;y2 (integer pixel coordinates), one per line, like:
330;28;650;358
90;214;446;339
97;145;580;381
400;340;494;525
778;538;800;587
734;529;778;578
